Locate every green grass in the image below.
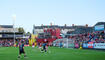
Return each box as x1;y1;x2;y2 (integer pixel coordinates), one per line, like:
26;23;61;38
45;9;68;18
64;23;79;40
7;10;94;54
0;47;105;60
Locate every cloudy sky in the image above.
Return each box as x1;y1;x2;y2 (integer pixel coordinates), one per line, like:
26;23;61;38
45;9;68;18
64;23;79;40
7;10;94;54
0;0;105;32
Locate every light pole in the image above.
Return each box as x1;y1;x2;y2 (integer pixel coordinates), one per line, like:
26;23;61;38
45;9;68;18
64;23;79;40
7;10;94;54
12;14;16;45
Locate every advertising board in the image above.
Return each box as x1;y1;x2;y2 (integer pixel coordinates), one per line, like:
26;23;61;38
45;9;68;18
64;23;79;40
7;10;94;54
94;43;105;49
95;25;104;31
88;42;94;48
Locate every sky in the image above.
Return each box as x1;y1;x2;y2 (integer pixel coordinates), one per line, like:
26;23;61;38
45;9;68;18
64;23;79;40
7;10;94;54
0;0;105;33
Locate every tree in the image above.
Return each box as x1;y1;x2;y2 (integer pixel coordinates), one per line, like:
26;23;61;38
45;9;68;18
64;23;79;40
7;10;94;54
18;27;25;33
26;32;31;36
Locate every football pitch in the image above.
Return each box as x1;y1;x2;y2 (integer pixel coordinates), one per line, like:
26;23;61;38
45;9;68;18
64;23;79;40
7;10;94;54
0;47;105;60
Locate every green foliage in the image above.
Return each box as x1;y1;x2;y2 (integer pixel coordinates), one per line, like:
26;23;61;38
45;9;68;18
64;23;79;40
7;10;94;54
18;27;25;33
26;32;31;36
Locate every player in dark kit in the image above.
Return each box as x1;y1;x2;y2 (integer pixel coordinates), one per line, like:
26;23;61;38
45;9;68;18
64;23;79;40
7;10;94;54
41;43;47;52
18;41;26;58
41;39;48;52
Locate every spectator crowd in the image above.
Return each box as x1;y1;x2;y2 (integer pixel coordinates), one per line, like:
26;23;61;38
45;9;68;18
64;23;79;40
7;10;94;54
0;39;14;47
0;39;29;47
69;31;105;43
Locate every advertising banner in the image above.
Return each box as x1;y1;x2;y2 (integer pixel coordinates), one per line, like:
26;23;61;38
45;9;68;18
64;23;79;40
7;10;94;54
75;43;79;48
83;43;88;48
94;43;105;49
88;42;94;48
82;43;105;49
68;43;74;48
94;25;104;31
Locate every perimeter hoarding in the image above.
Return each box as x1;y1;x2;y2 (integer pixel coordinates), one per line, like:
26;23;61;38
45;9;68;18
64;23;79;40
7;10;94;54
75;43;79;48
88;42;94;48
83;43;88;48
94;43;105;49
82;42;105;49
